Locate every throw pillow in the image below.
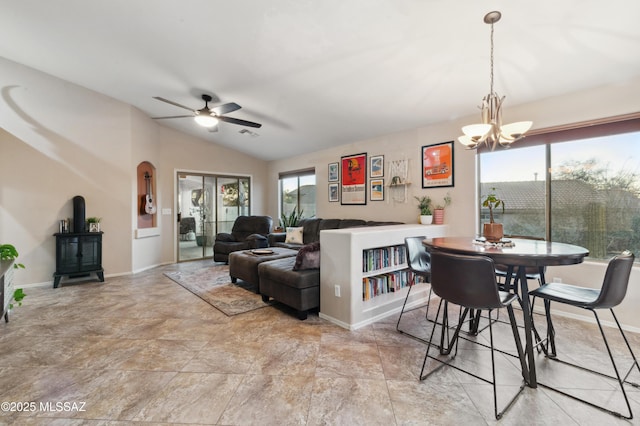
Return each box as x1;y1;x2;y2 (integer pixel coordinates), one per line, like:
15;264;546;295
293;241;321;271
285;226;304;244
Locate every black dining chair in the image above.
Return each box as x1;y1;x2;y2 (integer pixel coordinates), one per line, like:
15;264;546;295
396;236;432;342
420;250;527;420
529;250;640;419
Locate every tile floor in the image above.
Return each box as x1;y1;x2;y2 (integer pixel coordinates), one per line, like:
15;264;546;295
1;260;639;425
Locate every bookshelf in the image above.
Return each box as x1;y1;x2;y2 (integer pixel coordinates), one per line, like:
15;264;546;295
319;224;447;330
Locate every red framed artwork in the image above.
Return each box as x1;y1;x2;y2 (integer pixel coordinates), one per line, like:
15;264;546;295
422;141;454;188
341;153;367;205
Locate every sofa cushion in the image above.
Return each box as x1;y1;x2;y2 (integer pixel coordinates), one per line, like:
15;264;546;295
300;218;323;243
285;227;304;244
230;215;273;241
318;219;342;231
293;241;321;270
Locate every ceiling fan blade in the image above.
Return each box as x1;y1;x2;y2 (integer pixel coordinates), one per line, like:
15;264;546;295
151;115;193;120
218;116;262;128
153;96;195;112
211;102;241;115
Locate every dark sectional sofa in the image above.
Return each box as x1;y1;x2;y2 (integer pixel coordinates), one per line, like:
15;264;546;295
259;218;402;319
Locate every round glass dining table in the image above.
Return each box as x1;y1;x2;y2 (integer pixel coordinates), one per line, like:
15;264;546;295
423;236;589;387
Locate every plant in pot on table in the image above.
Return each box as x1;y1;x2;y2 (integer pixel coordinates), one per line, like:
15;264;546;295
433;192;452;225
86;217;101;232
414;196;433;225
481;188;505;242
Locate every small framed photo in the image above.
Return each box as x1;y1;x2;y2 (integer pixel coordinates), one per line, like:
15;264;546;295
328;162;339;182
328;183;339;202
422;141;454;188
370;179;384;201
370;155;384;178
89;223;100;232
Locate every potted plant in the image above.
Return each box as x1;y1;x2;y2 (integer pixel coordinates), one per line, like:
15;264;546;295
279;207;304;230
414;196;433;225
481;188;505;242
0;243;26;312
86;217;101;232
433;192;452;225
0;244;25;269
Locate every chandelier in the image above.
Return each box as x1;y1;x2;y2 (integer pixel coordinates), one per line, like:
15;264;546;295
458;11;532;150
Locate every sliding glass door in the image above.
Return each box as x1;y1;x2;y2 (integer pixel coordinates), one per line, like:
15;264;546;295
177;173;250;261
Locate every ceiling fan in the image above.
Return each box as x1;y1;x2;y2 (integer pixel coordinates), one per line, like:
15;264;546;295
152;94;262;132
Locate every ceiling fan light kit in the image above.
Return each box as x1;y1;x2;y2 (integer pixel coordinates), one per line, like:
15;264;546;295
194;112;219;127
458;11;532;151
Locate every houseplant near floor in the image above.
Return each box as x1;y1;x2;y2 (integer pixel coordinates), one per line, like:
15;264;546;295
481;188;505;241
0;244;25;269
433;192;452;225
415;196;433;225
0;243;26;313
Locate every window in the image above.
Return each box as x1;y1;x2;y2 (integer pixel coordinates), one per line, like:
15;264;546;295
279;168;316;224
479;116;640;261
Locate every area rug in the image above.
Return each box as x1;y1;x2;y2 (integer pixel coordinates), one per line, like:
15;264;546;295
164;265;271;316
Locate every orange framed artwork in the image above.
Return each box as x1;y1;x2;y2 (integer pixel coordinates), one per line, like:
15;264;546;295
341;153;367;205
422;141;454;188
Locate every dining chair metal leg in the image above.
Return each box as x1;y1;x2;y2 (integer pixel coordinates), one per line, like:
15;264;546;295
396;274;434;343
531;297;557;357
531;288;640;420
535;307;640;419
419;299;452;378
507;303;529;383
420;303;526;420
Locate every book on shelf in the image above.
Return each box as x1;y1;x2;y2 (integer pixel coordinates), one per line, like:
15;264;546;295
362;270;415;301
362;245;407;273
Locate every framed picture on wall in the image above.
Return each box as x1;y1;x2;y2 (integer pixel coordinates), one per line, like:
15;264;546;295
328;162;339;182
328;183;339;202
341;153;367;205
370;179;384;201
369;155;384;178
422;141;454;188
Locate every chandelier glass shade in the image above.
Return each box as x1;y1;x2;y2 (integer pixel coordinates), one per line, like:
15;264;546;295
458;11;532;150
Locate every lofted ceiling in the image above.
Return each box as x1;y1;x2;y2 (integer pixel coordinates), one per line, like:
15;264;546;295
1;0;639;161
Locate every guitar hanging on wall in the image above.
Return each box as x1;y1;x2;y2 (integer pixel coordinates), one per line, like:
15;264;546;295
141;172;157;215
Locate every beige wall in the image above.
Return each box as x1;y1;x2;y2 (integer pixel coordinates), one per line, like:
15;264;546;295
0;57;268;285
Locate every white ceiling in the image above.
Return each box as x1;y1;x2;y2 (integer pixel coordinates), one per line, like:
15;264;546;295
2;1;639;161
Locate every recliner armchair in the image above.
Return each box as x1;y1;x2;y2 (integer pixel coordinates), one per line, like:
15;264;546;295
179;217;196;240
213;215;273;263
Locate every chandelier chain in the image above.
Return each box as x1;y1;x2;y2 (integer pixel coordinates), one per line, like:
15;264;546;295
490;21;494;96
